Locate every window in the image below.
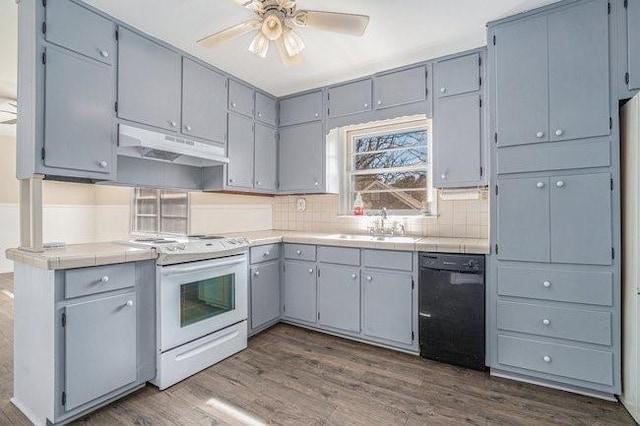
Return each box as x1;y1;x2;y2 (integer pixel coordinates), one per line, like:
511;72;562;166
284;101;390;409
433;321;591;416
131;188;189;235
344;118;435;215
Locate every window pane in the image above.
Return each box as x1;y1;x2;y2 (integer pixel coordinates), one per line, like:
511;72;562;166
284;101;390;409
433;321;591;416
354;171;427;191
136;216;157;233
355;147;427;171
355;190;427;211
355;131;427;153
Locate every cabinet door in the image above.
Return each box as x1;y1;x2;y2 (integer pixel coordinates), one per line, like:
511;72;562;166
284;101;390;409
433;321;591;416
182;58;227;143
433;94;481;187
317;265;360;333
254;123;277;191
550;172;612;265
228;80;255;118
328;79;372;117
362;271;413;345
278;122;323;192
250;262;280;330
46;0;115;65
255;92;277;127
279;91;323;126
44;47;114;175
227;114;255;189
65;292;137;411
497;177;550;262
629;0;640;90
283;261;317;324
548;0;610;142
374;66;426;109
435;53;479;98
117;28;181;132
494;16;549;147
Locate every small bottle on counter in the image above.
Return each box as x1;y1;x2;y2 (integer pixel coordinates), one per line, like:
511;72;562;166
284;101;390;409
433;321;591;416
353;192;364;216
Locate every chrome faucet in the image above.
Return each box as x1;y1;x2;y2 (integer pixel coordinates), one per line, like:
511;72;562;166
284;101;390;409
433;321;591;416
380;207;388;231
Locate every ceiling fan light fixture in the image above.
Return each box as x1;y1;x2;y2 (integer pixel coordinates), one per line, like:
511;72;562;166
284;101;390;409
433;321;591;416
261;14;283;41
248;32;270;58
282;27;305;57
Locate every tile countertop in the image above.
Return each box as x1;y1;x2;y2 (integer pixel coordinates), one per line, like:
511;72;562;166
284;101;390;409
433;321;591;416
6;232;489;270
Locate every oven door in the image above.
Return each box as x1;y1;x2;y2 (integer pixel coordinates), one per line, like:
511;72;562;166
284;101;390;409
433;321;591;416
158;254;248;351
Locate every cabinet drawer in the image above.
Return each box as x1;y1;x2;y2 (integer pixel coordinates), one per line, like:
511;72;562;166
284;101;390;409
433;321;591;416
228;80;255;117
46;0;115;65
497;335;614;386
250;244;280;264
498;266;613;306
435;52;480;98
328;79;372;117
363;250;412;271
284;244;317;262
279;91;323;126
318;246;360;266
497;301;611;346
65;263;135;299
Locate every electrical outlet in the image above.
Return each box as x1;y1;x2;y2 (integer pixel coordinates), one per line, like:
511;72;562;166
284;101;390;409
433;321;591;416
296;198;306;212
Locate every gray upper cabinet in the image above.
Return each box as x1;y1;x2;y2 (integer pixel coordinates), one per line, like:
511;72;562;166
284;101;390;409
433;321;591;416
435;53;480;98
44;47;114;175
494;16;549;147
362;271;413;345
279;91;323;126
64;292;137;411
117;28;181;132
547;0;610;142
374;66;427;109
250;262;280;330
328;79;372;117
45;0;115;65
278;121;323;192
629;0;640;90
550;172;612;265
255;92;277;127
228;80;255;118
283;261;317;324
181;58;227;143
227;113;254;189
433;93;481;188
254;123;277;191
497;176;550;263
317;265;360;333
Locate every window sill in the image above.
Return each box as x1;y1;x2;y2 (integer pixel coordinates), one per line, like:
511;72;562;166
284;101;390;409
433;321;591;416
336;214;439;219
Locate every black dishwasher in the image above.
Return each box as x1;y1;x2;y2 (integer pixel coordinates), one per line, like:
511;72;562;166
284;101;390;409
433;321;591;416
419;253;486;371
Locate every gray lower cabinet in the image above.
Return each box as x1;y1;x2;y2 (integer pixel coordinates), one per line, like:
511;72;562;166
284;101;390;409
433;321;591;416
317;265;360;333
278;122;324;192
44;46;115;176
254;123;277;191
64;292;137;411
181;58;227;144
278;91;323;127
373;66;427;109
627;0;640;91
250;261;280;331
283;260;317;324
328;79;372;118
117;27;181;132
227;113;255;189
362;271;413;346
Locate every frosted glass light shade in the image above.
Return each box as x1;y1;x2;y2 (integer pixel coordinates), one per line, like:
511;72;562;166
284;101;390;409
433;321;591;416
282;28;305;57
262;14;283;41
248;32;269;58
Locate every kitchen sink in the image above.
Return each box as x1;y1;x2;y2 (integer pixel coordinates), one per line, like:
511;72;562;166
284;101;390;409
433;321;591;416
321;234;418;243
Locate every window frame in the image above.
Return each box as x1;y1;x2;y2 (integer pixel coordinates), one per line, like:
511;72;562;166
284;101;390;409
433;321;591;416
341;117;436;216
130;188;190;236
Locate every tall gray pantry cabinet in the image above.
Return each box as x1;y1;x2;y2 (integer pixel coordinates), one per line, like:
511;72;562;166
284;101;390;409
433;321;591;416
487;0;621;398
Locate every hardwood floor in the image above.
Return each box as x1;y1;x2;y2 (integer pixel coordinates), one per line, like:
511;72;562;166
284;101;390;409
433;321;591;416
0;272;636;425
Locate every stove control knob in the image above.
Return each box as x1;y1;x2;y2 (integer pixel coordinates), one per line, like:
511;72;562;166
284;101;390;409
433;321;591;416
166;246;176;252
177;244;186;251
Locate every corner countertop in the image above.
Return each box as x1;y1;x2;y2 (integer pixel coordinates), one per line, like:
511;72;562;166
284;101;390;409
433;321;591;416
6;231;488;270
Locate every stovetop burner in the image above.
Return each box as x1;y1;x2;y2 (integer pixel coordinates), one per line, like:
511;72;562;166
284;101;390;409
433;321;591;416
134;238;178;244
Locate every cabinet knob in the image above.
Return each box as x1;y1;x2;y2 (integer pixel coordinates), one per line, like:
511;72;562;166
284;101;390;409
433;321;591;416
364;103;369;108
264;251;270;257
377;100;382;106
256;181;261;186
543;280;551;288
309;268;314;273
231;102;237;108
100;276;109;283
314;113;319;118
185;125;192;132
229;178;234;183
351;274;357;279
555;129;564;137
169;120;177;127
126;300;134;307
99;49;109;58
440;87;446;93
542;318;550;325
536;132;544;138
254;270;260;276
536;182;545;189
258;112;262;118
296;250;302;255
314;181;319;187
99;161;108;169
543;356;551;363
366;276;372;281
441;173;447;180
556;180;565;188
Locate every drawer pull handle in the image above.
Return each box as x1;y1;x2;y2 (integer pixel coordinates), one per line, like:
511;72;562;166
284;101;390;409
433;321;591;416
100;276;109;283
126;300;134;307
263;251;270;257
542;319;550;326
543;281;551;288
543;356;551;363
296;250;302;255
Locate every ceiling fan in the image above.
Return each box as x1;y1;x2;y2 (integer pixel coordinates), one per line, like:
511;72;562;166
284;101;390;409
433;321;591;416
0;97;17;125
197;0;370;66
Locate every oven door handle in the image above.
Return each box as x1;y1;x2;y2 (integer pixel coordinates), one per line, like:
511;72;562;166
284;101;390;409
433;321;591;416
160;257;245;276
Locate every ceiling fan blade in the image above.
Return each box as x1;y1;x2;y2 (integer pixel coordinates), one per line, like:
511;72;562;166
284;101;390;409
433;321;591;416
292;11;369;36
0;119;17;125
232;0;261;10
276;36;304;67
0;109;17;115
197;20;262;48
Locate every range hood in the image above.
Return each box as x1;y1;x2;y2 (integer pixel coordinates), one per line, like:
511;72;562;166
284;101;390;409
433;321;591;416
118;124;229;167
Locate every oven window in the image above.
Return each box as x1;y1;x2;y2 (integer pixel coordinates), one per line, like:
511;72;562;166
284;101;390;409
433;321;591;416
180;274;235;327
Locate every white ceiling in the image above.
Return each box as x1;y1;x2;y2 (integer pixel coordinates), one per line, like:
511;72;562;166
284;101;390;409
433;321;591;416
83;0;559;97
